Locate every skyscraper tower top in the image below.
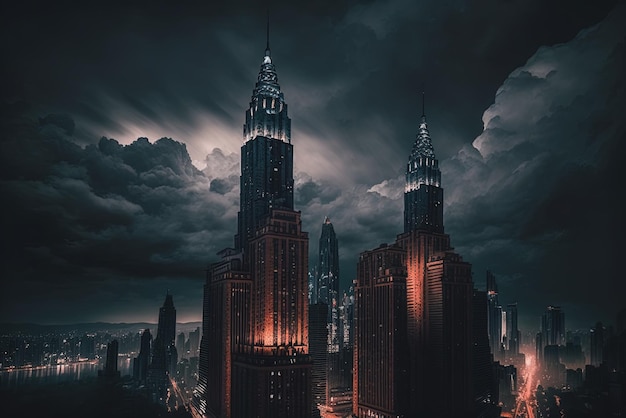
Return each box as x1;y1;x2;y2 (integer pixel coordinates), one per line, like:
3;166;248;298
243;12;290;144
316;216;339;307
409;92;436;161
404;92;443;233
236;25;294;250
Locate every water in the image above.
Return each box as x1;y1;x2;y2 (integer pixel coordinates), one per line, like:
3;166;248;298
0;357;133;388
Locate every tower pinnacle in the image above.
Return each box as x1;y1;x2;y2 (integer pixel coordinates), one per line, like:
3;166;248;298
265;8;270;56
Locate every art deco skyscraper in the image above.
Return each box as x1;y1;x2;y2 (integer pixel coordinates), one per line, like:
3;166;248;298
234;27;293;253
355;96;475;417
194;22;310;418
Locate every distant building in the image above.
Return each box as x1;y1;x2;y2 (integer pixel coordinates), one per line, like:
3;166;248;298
473;289;500;417
176;331;185;360
99;339;120;379
590;321;605;367
486;270;503;359
542;305;566;347
149;293;177;404
152;293;177;371
504;303;519;355
133;329;152;383
309;302;328;417
188;327;200;357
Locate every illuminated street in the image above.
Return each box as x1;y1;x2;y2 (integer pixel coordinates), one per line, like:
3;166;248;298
514;355;538;418
167;376;191;413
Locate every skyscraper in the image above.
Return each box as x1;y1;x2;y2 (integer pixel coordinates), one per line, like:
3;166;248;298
312;216;347;415
315;217;339;309
542;305;565;347
353;243;409;416
309;302;329;417
505;303;519;355
134;329;152;383
355;96;476;417
149;293;177;404
473;290;500;417
99;339;120;379
590;321;605;367
486;270;503;358
401;98;473;417
194;21;310;418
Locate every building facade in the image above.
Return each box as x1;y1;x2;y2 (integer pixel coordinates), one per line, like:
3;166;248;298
353;243;409;417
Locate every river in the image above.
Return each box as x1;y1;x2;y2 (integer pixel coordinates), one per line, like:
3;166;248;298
0;357;133;388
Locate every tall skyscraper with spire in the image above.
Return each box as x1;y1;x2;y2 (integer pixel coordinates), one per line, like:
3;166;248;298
355;95;476;417
193;18;310;418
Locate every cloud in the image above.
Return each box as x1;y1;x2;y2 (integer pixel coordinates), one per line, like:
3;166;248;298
439;3;626;328
1;0;623;327
1;106;239;322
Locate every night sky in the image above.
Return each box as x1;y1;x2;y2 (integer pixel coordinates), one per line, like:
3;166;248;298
2;0;625;332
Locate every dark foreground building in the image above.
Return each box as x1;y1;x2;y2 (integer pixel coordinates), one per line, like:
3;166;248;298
193;26;311;418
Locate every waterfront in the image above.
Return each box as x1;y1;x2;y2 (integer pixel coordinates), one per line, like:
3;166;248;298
0;357;133;388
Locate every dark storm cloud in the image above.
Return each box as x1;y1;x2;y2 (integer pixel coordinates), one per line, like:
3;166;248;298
439;3;626;329
0;105;238;322
1;0;623;327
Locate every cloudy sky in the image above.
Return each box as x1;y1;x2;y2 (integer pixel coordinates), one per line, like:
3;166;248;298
2;0;624;332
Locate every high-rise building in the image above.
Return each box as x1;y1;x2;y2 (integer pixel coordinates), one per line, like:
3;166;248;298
149;293;177;404
312;216;347;414
355;97;477;417
188;326;200;356
542;305;566;347
316;218;340;357
353;243;409;417
535;332;543;365
505;303;519;355
486;270;503;358
194;22;311;418
134;329;152;383
176;331;185;359
315;217;339;309
590;321;605;367
309;302;329;417
473;290;500;417
99;339;120;379
152;293;177;372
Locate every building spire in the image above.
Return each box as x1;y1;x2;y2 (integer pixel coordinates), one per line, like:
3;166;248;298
265;8;271;56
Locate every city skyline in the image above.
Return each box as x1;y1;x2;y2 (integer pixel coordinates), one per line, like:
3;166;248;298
2;1;625;332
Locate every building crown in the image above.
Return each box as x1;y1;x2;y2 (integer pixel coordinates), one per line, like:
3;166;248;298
405;92;441;193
